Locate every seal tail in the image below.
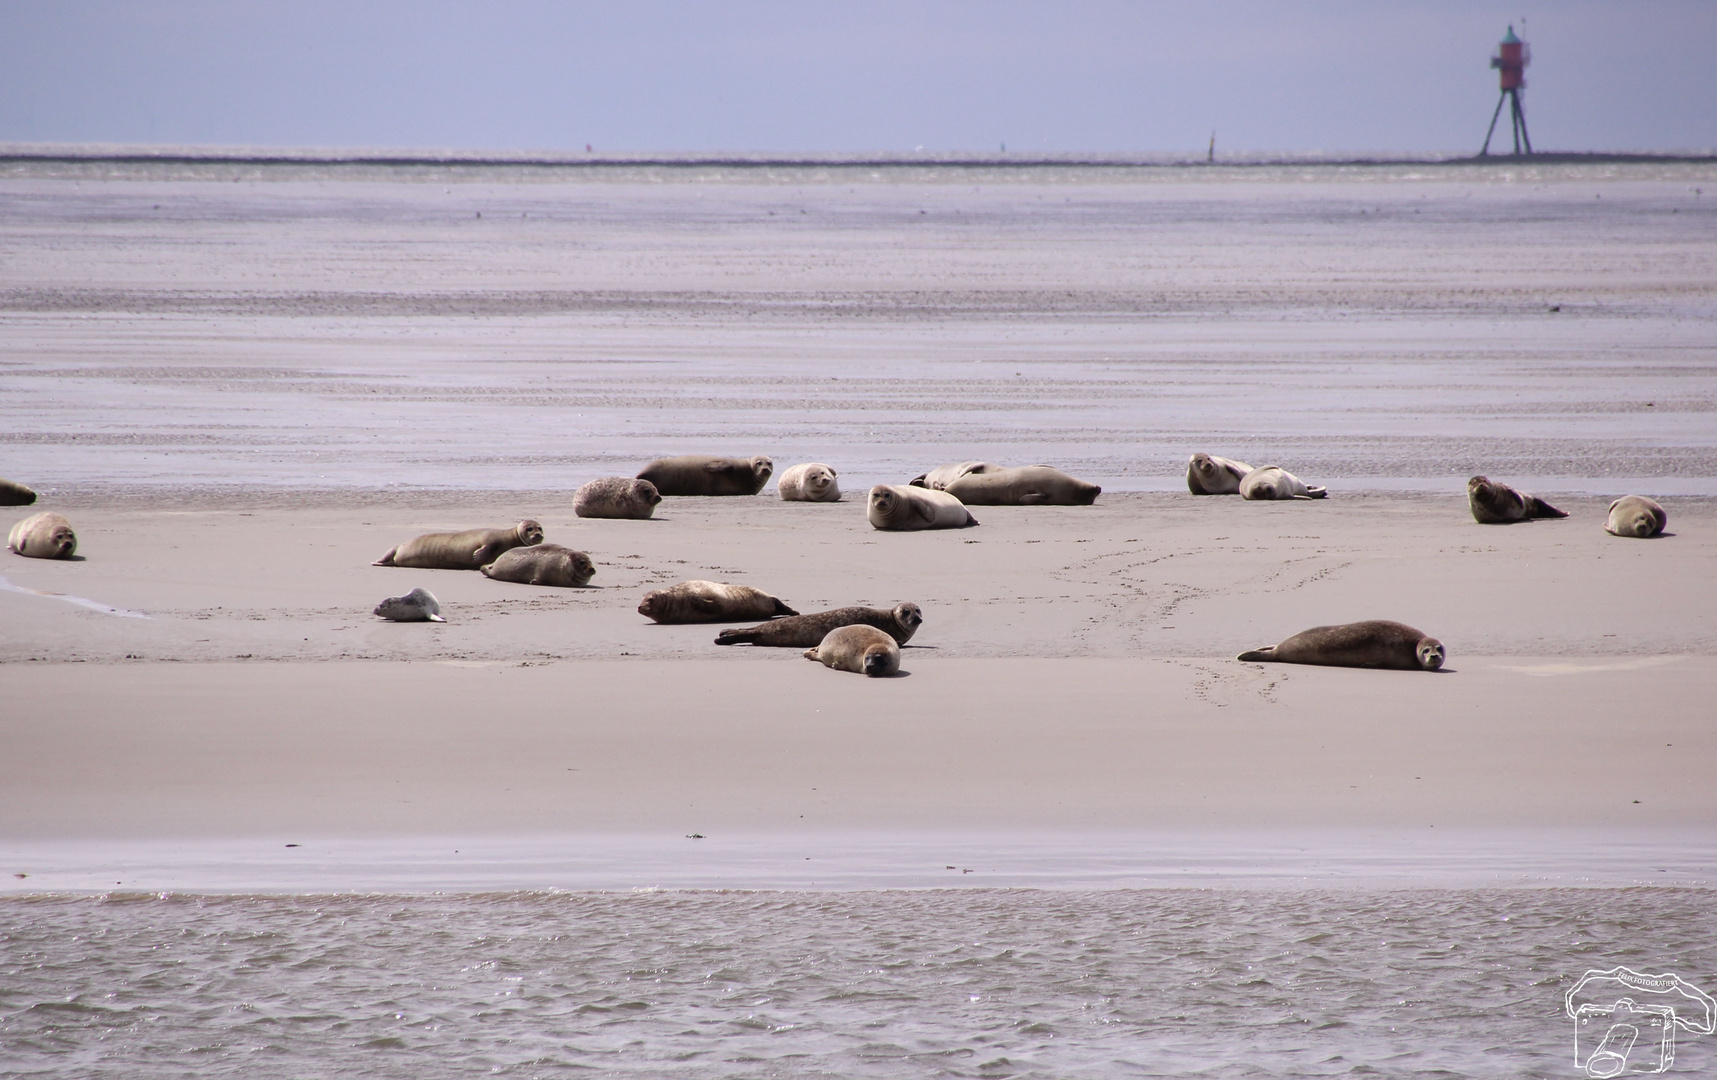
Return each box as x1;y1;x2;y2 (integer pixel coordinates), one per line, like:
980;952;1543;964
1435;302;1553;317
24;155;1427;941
373;548;399;566
1527;496;1567;518
771;600;800;617
714;629;760;646
1237;647;1276;662
1303;486;1328;499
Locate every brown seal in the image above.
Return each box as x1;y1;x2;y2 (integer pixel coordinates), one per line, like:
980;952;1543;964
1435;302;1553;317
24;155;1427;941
373;520;544;569
867;484;977;530
1239;466;1327;500
574;477;661;519
944;465;1099;506
1604;495;1667;538
1238;620;1444;671
715;602;922;647
7;511;77;559
776;463;842;502
481;544;595;587
637;455;772;496
804;624;901;677
1186;453;1253;495
1467;476;1566;524
0;477;37;506
909;461;993;490
638;580;798;624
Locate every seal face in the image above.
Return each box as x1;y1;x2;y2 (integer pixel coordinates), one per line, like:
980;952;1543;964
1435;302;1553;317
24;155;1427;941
1603;495;1666;538
715;602;923;647
373;520;544;569
7;511;77;559
1467;476;1566;524
481;543;595;587
637;455;773;496
0;477;37;507
637;580;799;624
1238;620;1444;671
1187;453;1253;495
1239;466;1327;500
574;477;661;519
909;461;993;490
867;485;977;530
943;465;1099;506
776;462;842;502
373;587;445;622
803;624;901;677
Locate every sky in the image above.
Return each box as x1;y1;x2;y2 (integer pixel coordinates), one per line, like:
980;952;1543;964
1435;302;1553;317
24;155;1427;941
1;1;1713;156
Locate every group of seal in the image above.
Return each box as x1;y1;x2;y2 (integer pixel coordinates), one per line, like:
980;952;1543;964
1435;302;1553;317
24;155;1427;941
1186;454;1327;500
910;461;1100;506
369;518;589;622
1467;476;1666;537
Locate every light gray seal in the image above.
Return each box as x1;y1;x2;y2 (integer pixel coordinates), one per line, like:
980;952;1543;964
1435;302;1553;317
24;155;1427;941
804;624;901;677
0;477;36;506
637;455;773;496
1467;476;1566;524
1239;466;1327;500
944;465;1100;506
374;587;445;622
1186;453;1254;495
715;602;922;647
373;520;544;570
574;477;661;519
867;484;977;530
7;511;77;559
1238;620;1444;671
481;544;595;587
638;580;798;624
776;462;841;502
909;461;992;490
1604;495;1667;538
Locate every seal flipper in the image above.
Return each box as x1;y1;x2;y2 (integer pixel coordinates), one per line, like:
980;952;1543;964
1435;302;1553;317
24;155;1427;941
714;628;759;646
1018;493;1048;505
1527;495;1567;519
1304;487;1328;499
1236;647;1276;662
908;474;930;488
771;599;800;617
373;548;399;566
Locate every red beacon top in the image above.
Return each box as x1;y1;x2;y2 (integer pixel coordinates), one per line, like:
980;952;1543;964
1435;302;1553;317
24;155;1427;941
1491;25;1529;90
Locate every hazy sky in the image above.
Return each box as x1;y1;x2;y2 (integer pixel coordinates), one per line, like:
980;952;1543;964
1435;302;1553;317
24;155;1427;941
2;1;1713;156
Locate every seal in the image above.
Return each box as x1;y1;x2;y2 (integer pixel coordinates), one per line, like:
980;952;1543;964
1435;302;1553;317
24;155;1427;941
373;520;544;570
1186;453;1254;495
0;477;36;506
7;511;77;559
1467;476;1566;524
638;580;799;624
715;602;923;647
481;543;595;587
574;477;661;519
776;462;842;502
867;484;977;530
944;465;1100;506
909;461;992;490
1239;467;1327;500
637;455;773;496
1238;620;1444;671
1604;495;1667;538
804;624;901;677
373;587;445;622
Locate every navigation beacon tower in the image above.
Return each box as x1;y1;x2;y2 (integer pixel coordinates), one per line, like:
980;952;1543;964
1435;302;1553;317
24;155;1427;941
1480;24;1532;156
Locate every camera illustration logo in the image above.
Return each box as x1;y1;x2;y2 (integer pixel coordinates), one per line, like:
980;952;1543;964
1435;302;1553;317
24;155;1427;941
1565;966;1716;1077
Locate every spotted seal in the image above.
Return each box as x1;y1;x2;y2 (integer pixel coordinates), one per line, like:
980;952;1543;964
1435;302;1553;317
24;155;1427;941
715;602;922;647
373;520;544;570
574;477;661;519
638;580;798;624
373;587;445;622
1238;620;1444;671
481;544;595;587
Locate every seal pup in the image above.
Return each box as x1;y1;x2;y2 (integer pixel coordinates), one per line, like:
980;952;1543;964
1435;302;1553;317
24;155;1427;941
1186;453;1254;495
1604;495;1667;538
909;461;992;490
868;484;977;530
373;587;445;622
481;544;595;587
0;478;36;506
638;580;798;624
716;602;922;647
7;511;77;559
1239;467;1327;500
944;465;1100;506
804;624;901;677
373;520;544;570
776;462;841;502
1238;620;1444;671
574;477;661;519
637;455;772;496
1467;476;1566;524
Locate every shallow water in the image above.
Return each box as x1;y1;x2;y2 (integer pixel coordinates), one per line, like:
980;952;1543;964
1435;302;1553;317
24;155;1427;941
3;888;1713;1079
